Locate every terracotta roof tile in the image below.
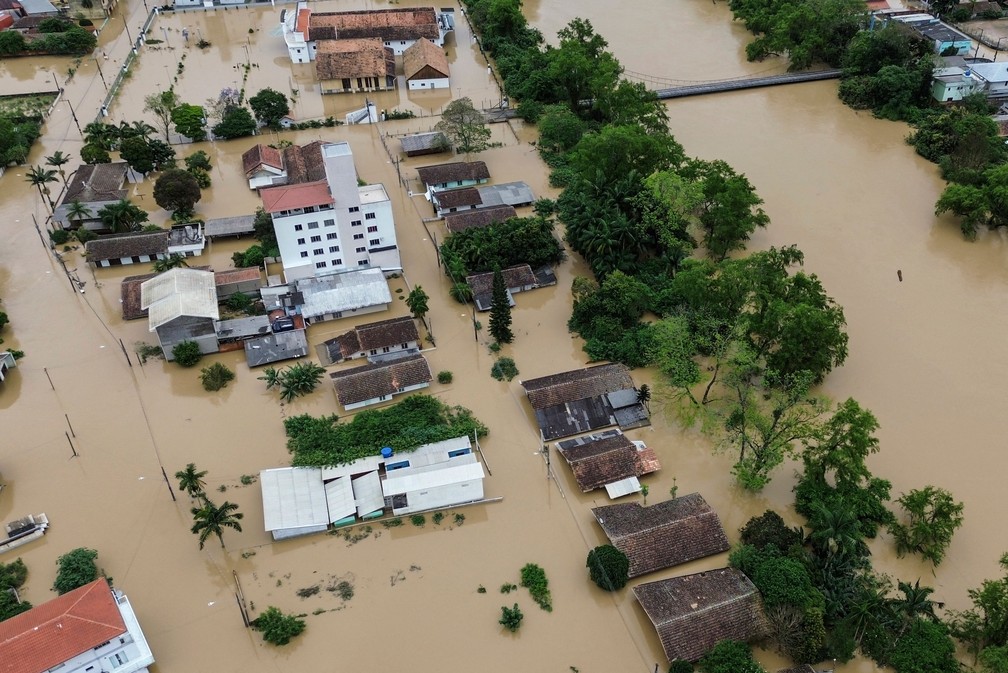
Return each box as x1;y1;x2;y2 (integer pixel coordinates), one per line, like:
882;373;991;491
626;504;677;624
557;433;660;492
522;363;634;410
214;268;263;286
593;494;729;577
85;230;168;262
329;353;432;406
432;186;481;209
61;162;128;205
241;145;284;176
444;205;516;233
260;180;333;213
0;578;126;673
416;161;489;187
282;141;327;185
466;264;536;299
315;38;395;81
403;37;449;80
321;316;419;362
309;7;439;42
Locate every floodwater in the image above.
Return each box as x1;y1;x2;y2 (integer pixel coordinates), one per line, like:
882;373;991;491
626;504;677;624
0;0;1003;671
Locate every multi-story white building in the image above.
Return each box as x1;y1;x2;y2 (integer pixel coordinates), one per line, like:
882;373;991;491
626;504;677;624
260;142;400;282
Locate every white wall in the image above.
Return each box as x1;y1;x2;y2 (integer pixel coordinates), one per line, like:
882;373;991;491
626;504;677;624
393;479;483;515
58;593;155;673
408;76;449;90
272;523;328;540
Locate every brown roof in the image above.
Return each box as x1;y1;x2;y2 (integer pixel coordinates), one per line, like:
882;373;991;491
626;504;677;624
315;38;395;81
0;578;127;673
403;37;449;80
433;186;482;209
466;264;536;299
444;205;517;233
260;180;333;213
557;432;660;492
522;363;634;410
214;268;263;287
592;494;729;577
325;315;419;362
416;161;489;187
633;568;770;663
85;230;168;262
309;7;439;42
282;141;327;184
61;162;128;205
241;144;283;176
329;353;432;406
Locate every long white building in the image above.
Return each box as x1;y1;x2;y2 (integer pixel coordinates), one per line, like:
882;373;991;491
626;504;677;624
260;142;401;282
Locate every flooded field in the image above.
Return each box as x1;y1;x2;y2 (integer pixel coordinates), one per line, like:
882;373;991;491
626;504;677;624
1;0;1006;671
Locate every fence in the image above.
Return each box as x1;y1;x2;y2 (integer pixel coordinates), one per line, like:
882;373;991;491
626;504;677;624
95;6;159;122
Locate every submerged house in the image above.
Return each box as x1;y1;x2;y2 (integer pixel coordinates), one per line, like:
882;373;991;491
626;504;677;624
431;181;535;217
84;225;205;268
329;352;432;410
555;429;660;498
315;38;396;94
444;205;516;234
633;567;770;663
0;351;16;382
403;37;450;90
294;268;393;323
53;162;129;231
317;315;419;365
417;161;490;193
140;268;220;361
466;264;539;312
0;577;155;673
592;493;730;577
400;131;450;157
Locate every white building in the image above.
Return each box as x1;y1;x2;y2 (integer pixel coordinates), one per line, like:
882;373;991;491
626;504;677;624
0;578;154;673
141;267;220;360
381;436;485;515
280;2;313;63
403;38;450;90
260;141;400;282
294;267;393;323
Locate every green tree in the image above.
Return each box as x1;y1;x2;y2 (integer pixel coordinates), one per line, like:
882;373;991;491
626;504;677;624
693;160;769;260
488;268;514;343
252;606;306;645
200;362;235;391
44;150;71;188
97;199;148;233
889;618;960;673
190;499;243;549
698;639;766;673
212;106;257;140
153;168;202;218
889;485;964;565
277;361;326;402
172;340;203;367
951;553;1008;661
499;603;523;631
636;383;651;414
936;163;1008;240
171;104;207;142
569;124;684;182
152;253;189;273
739;510;803;552
119;135;155;175
53;548;100;594
174;462;208;498
63;200;91;230
0;30;27;56
248;87;290;128
252;207;278;254
25;165;58;210
435;97;491;154
144;89;181;141
184;150;212;173
80;143;111;164
587;544;629;591
406;286;430;325
536;104;584;153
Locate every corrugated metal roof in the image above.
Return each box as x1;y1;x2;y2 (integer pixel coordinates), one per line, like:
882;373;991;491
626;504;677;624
382;457;484;496
605;476;641;499
321;455;384;479
141;268;219;331
297;269;391;318
352;471;384;516
260;467;329;532
324;476;356;522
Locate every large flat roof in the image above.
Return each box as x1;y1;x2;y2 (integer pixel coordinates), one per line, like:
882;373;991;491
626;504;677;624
260;467;330;532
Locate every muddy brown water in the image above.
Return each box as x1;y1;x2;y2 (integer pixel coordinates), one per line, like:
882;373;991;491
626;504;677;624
0;0;1002;671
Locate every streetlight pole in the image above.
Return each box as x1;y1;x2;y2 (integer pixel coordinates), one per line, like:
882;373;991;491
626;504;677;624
65;97;83;137
124;17;136;53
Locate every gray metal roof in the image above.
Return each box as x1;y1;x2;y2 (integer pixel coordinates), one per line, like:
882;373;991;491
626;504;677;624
260;467;330;532
296;268;392;319
244;329;310;367
141;268;219;331
476;181;534;208
216;315;271;340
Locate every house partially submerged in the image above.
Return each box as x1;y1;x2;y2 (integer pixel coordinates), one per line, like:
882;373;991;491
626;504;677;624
633;567;770;663
592;494;730;577
330;352;432;410
403;37;450;90
241;140;328;191
306;6;452;56
316;315;419;365
466;264;541;311
261;435;483;539
520;363;649;441
0;577;155;673
0;351;16;382
53;162;129;230
140;268;220;361
400;131;450;157
85;224;205;268
417;161;490;193
444;205;516;233
244;329;311;367
294;268;393;323
241;145;285;190
431;181;535;217
315;38;396;94
556;429;660;497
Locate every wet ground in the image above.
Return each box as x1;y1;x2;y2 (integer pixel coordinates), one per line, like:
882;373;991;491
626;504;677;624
1;1;1006;672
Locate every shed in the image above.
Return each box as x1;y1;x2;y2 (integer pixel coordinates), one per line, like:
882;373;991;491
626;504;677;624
244;329;310;367
592;494;730;577
431;186;481;216
400;131;450;157
260;467;333;540
633;567;770;663
403;37;450;89
214;268;263;300
329;352;432;410
204;215;256;239
556;430;661;494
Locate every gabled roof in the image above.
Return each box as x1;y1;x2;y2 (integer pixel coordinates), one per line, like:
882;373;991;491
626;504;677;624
85;230;168;262
476;181;535;207
121;267;212;320
330;353;432;406
61;162;128;205
466;264;536;299
315;38;395;81
592;494;729;577
400;131;449;156
324;315;419;362
309;7;439;42
633;568;770;663
416;161;489;187
433;186;481;209
282;140;328;184
140;267;219;331
557;431;660;492
214;267;263;287
522;363;634;410
403;37;449;80
241;144;284;176
444;205;516;233
0;578;126;673
260;180;333;213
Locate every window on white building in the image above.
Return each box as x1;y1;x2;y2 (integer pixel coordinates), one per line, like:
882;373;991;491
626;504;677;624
294;224;303;231
329;246;339;253
357;260;369;266
353;233;364;240
351;220;362;227
300;251;308;258
367;225;378;233
313;248;324;255
108;652;130;669
324;219;335;227
308;222;319;229
326;233;338;240
310;235;321;242
333;258;343;266
355;246;366;253
349;206;359;213
365;212;376;220
297;237;305;245
319;204;333;211
316;261;327;269
369;238;380;246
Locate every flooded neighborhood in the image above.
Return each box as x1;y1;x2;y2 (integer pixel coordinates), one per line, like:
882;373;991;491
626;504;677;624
2;0;1008;672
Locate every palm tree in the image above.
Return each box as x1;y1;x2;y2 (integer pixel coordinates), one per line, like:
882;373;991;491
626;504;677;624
25;165;58;211
891;579;942;624
153;253;190;273
636;384;651;415
257;366;281;389
806;501;869;566
175;463;208;498
97;199;148;233
45;150;71;189
64;200;92;230
190;499;243;549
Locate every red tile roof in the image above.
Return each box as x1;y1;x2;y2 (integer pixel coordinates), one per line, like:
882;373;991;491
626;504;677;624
403;37;449;80
315;38;395;81
309;7;439;42
260;180;333;213
0;578;126;673
296;5;311;35
242;145;284;176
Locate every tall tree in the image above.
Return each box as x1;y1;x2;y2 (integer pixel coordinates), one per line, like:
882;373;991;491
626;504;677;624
174;462;207;498
97;199;148;233
153;168;202;219
64;200;92;228
171;103;207;142
693;159;770;260
406;286;430;326
119;136;155;175
25;165;58;210
435;97;491;154
190;499;243;549
212;106;256;140
45;150;71;188
248;87;290;128
144;89;181;142
889;486;964;565
488;268;514;343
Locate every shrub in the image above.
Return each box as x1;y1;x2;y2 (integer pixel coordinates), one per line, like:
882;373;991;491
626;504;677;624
251;606;306;646
432;511;444;524
587;544;630;591
49;229;70;244
200;362;235;391
172;340;202;367
668;662;693;673
437;370;453;384
410;514;426;527
226;291;253;313
499;603;523;632
490;357;519;381
73;228;97;243
53;548;101;594
519;563;552;611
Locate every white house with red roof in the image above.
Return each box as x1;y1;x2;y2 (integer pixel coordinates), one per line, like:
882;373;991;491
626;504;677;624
0;577;154;673
260;141;399;282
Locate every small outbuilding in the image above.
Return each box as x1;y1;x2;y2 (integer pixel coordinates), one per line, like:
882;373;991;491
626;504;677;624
381;436;485;515
400;131;450;157
329;352;432;410
403;37;450;90
214;268;263;300
204;214;257;239
260;467;340;540
466;264;538;312
444;205;516;233
0;351;16;382
556;429;660;496
592;493;729;577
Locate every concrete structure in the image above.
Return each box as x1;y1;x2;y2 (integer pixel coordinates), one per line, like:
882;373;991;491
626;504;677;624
0;351;16;382
403;37;450;90
260;467;339;540
0;578;154;673
214;267;263;300
293;267;392;323
242;145;286;190
317;315;419;365
329;352;432;410
53;162;129;231
242;140;328;191
887;12;972;55
381;436;484;515
316;38;396;94
260;141;400;281
280;2;313;63
932;65;978;102
964;62;1008;99
140;268;220;361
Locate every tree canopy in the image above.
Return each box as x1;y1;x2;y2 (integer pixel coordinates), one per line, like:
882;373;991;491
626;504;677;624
435;97;491;154
153;168;202;217
248;88;290;128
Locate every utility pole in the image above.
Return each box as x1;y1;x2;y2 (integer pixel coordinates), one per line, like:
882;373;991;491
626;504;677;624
94;56;108;91
66;97;83;137
124;17;136;53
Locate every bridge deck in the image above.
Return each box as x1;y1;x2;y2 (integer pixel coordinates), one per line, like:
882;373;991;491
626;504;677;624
655;69;842;99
